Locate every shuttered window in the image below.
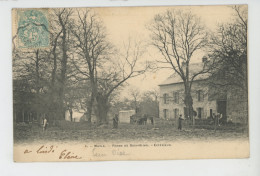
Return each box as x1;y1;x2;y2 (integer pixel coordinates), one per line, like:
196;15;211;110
173;92;179;104
163;93;169;104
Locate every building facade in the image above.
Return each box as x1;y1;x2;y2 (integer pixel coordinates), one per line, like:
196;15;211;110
159;79;218;120
158;62;248;124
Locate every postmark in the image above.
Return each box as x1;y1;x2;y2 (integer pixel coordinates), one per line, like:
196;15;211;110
17;9;49;48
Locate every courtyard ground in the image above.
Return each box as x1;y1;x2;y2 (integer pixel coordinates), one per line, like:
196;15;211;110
14;118;248;144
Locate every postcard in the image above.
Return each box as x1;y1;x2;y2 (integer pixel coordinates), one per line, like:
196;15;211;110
12;5;249;162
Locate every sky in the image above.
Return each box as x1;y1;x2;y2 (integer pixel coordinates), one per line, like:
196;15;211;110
86;5;242;98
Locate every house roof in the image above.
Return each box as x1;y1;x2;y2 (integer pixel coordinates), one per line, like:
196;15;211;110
159;62;211;86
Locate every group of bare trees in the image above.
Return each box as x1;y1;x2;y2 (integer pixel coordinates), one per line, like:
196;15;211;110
13;6;247;126
13;8;147;125
110;88;160;118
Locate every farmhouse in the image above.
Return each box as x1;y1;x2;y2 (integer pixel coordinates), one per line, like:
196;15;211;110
158;59;248;124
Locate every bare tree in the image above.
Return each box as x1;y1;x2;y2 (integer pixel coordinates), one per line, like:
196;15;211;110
209;5;247;91
149;10;210;125
95;40;148;124
52;8;74;120
146;89;160;118
129;87;140;113
70;8;111;123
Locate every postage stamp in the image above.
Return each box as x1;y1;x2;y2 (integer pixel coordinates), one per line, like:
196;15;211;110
17;9;49;48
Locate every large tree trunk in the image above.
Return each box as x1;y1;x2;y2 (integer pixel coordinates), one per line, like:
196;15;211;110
35;49;43;124
50;54;58;123
86;62;97;123
58;16;68;120
96;94;109;125
86;92;95;123
184;64;195;126
184;84;194;126
49;31;62;124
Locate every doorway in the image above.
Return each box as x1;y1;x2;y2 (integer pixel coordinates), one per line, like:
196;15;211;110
197;108;203;119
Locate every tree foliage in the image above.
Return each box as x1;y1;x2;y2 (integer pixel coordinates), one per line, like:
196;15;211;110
209;6;248;91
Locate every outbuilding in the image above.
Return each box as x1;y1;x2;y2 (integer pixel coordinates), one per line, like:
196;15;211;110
119;110;135;123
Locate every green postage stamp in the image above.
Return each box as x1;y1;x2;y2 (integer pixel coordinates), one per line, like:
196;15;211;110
16;9;49;48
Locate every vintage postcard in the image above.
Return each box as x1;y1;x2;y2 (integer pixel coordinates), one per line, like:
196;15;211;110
12;5;249;162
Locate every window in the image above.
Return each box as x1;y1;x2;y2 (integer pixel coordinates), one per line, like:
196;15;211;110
163;93;169;104
163;109;168;119
197;90;204;102
174;108;179;118
173;92;179;104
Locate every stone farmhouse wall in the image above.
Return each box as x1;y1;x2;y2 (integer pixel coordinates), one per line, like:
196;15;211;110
159;80;217;120
226;88;248;124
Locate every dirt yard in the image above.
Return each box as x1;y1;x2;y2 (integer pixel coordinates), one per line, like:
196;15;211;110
14;118;249;144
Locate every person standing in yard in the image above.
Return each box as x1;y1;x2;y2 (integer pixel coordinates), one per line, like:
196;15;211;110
178;114;184;130
43;117;48;131
215;113;220;126
151;116;154;125
219;113;223;125
213;113;219;131
113;114;119;129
